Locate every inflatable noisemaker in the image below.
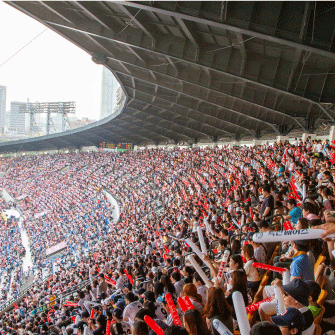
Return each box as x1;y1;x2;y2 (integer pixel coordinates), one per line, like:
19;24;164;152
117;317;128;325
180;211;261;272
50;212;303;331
253;262;287;274
232;291;250;335
90;308;95;319
197;226;207;255
104;275;116;286
212;319;233;335
177;297;188;313
253;228;335;243
63;301;78;307
249;207;254;219
106;320;111;335
185;238;210;268
232;218;241;229
283;269;290;285
165;293;182;326
283;221;293;231
274;285;285;315
188;255;213;288
144;315;164;335
217;249;230;279
245;297;273;314
124;269;134;285
183;296;195;310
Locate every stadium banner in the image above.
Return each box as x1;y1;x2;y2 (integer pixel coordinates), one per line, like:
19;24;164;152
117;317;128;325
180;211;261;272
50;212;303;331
46;241;67;256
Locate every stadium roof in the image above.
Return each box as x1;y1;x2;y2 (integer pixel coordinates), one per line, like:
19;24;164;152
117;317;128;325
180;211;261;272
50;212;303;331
2;1;335;152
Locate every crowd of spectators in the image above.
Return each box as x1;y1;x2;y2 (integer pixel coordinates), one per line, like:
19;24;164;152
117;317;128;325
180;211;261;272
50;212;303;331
0;136;335;335
0;198;24;308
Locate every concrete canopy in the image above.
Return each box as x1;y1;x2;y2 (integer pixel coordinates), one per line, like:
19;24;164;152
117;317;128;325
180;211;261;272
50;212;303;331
2;1;335;152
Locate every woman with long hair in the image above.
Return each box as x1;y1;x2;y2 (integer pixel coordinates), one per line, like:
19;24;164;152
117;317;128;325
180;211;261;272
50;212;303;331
160;275;176;297
225;270;249;319
182;283;204;313
241;244;261;296
183;309;211;335
203;287;233;335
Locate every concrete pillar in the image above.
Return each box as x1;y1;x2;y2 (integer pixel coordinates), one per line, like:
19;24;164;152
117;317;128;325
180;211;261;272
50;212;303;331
276;135;289;144
329;126;335;143
302;133;316;142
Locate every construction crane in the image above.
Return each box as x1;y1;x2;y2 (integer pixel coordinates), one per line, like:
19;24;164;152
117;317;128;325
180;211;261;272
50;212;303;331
19;101;76;136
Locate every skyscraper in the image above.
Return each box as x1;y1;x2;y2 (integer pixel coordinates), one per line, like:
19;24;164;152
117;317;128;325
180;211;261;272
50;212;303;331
9;101;26;134
100;67;118;119
0;85;6;133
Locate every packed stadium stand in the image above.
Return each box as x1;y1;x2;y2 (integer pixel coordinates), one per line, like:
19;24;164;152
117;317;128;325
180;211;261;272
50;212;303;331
1;2;335;335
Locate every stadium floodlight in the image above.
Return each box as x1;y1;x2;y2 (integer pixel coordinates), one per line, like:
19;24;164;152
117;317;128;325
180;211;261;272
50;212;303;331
19;101;76;136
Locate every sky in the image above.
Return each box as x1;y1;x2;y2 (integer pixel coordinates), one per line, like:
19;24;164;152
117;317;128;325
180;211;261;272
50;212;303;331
0;1;112;120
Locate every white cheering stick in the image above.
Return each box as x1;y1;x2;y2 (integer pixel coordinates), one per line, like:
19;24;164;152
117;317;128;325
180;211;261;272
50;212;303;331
253;229;335;243
185;238;210;268
232;291;250;335
232;218;240;229
212;319;233;335
197;227;207;256
188;255;213;288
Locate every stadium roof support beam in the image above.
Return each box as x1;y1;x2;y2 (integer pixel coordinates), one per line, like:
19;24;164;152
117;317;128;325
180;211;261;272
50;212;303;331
42;19;327;122
120;1;335;60
124;86;252;138
104;53;303;130
126;101;234;139
175;17;199;62
113;69;281;134
117;4;156;49
125;105;209;140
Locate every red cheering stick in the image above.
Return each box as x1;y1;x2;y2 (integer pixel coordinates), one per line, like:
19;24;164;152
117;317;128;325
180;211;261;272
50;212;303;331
13;302;18;309
63;301;78;307
90;308;95;319
144;315;164;335
177;297;188;313
165;293;182;326
249;207;254;219
283;221;293;231
253;262;287;274
183;296;195;310
163;245;170;253
124;269;134;285
96;264;100;272
106;320;111;335
246;297;273;314
104;275;116;286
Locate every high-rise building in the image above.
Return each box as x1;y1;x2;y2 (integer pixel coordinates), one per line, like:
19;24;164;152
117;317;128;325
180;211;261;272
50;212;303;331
9;101;26;134
0;85;6;133
100;67;118;119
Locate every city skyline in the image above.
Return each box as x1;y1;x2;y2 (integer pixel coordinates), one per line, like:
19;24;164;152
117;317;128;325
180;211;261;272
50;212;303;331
0;2;119;120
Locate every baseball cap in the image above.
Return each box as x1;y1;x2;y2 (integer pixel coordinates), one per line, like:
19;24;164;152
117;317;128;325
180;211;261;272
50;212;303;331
293;240;309;246
250;321;281;335
112;308;123;319
81;311;89;318
115;300;125;311
271;308;305;331
282;278;311;306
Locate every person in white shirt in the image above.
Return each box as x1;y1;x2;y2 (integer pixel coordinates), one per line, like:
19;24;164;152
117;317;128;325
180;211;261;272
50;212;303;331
171;272;185;297
123;292;142;326
241;244;261;295
193;273;208;306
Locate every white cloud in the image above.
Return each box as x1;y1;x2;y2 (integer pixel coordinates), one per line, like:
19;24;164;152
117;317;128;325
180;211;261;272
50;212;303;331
0;1;105;120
